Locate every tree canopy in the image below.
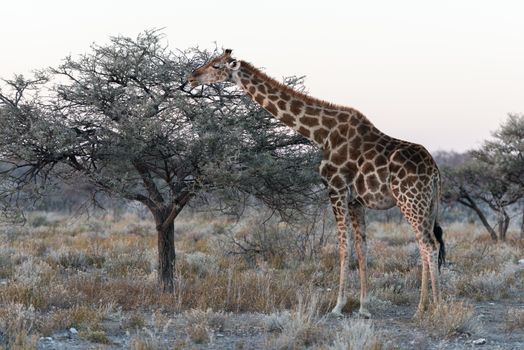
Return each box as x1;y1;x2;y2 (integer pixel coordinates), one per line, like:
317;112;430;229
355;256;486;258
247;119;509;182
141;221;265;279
0;30;323;290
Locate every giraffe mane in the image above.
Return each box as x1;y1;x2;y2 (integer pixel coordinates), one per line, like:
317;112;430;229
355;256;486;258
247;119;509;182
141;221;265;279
240;60;359;113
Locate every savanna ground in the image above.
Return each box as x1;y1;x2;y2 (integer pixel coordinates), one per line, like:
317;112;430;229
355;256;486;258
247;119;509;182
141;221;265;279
0;209;523;350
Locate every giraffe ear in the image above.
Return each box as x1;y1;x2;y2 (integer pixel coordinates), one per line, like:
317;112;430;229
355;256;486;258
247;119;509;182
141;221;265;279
228;60;240;70
225;49;233;56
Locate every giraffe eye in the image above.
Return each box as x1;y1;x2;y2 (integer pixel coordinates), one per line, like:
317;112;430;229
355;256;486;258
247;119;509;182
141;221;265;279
212;64;220;69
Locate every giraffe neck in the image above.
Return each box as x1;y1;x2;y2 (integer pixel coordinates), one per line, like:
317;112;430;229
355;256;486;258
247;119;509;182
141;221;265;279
232;61;376;148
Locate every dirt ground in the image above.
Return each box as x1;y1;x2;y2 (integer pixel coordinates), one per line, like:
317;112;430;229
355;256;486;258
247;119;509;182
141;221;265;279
35;298;524;350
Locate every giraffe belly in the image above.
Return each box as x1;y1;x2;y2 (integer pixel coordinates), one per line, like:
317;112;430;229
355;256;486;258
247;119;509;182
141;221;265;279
352;184;397;210
359;193;397;210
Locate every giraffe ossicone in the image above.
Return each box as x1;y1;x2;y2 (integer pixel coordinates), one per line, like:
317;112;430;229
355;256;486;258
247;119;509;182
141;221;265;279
187;49;445;318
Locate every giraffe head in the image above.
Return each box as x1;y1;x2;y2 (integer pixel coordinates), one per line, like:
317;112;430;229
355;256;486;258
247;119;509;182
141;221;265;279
187;49;240;87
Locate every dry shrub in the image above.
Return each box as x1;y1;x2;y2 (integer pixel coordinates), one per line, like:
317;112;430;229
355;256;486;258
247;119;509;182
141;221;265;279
0;283;49;310
79;329;111;344
452;262;519;301
329;319;383;350
0;303;38;349
505;307;524;333
39;305;106;336
129;336;170;350
417;300;480;337
371;270;419;305
269;290;328;349
184;308;227;344
371;242;419;273
175;263;299;312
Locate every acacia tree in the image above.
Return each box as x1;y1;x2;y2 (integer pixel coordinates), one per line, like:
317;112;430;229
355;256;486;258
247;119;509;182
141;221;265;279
473;114;524;238
442;115;524;241
0;31;321;292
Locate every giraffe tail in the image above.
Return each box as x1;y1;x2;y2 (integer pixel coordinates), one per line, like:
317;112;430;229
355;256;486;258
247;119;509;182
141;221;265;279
434;222;445;272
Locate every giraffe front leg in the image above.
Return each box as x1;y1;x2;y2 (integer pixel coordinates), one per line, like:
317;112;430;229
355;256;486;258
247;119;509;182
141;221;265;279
329;190;349;316
348;202;371;318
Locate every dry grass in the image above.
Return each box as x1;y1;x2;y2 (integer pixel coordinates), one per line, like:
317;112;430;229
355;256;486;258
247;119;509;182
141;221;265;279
0;212;522;348
416;300;480;337
329;319;383;350
505;307;524;333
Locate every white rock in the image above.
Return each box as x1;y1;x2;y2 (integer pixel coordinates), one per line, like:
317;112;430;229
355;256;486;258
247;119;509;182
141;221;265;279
472;338;487;345
518;258;524;266
69;327;78;334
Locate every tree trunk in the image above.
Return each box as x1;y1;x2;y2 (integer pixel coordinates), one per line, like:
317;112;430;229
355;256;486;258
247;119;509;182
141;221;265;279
497;209;510;241
458;194;498;241
154;208;176;293
521;205;524;239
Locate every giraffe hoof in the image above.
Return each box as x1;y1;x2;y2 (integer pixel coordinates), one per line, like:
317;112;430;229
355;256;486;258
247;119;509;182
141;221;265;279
413;309;425;320
330;308;344;318
358;307;372;319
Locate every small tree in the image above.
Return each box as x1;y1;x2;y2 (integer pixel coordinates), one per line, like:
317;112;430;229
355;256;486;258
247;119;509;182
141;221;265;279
473;114;524;238
0;31;322;292
442;115;524;241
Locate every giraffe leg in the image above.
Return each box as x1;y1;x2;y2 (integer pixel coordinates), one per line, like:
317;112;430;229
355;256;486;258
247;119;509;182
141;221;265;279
329;189;349;316
412;222;441;318
414;240;430;318
348;201;371;318
427;242;441;304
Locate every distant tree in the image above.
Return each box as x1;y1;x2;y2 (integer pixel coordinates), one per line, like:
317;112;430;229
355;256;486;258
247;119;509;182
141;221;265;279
442;115;524;241
0;31;322;292
472;114;524;238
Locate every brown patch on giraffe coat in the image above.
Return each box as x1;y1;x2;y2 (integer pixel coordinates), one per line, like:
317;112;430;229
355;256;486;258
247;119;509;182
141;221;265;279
322;117;337;129
313;128;329;144
268;94;279;101
325;109;338;117
258;84;267;94
349;146;361;160
248;86;256;95
254;94;265;105
340;161;357;179
357;124;371;136
376;167;389;182
298;126;311;138
330;145;348;165
375;154;387;167
290;100;304;115
366;174;380;192
265;101;278;116
350;117;360;127
280;113;296;127
300;116;319;127
364;148;378;159
241;78;250;86
330;175;345;189
354;174;366;194
277;100;287;110
364;131;380;143
337;113;350;122
361;162;375;174
280;92;291;101
329;130;345;147
305;106;321;115
405;161;417;174
320;162;338;178
267;85;278;94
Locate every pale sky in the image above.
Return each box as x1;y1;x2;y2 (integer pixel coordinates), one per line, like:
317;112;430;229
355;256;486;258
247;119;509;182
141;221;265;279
1;0;523;152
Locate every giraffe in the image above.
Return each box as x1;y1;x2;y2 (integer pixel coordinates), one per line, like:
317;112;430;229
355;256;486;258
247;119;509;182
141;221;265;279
186;49;445;318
